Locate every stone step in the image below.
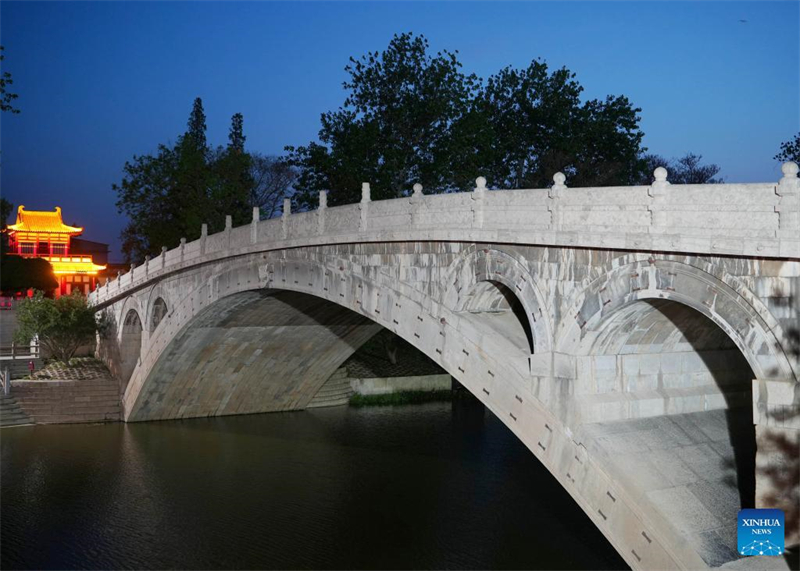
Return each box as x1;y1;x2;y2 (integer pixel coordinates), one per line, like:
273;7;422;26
33;415;118;424
306;396;351;409
14;395;121;404
0;395;34;428
0;418;34;428
307;369;354;409
19;404;120;413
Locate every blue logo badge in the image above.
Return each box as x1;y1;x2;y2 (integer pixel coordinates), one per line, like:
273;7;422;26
738;509;784;556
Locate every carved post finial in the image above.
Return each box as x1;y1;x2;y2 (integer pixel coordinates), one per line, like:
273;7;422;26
361;182;371;203
780;161;799;184
654;166;669;184
552;172;567;193
319;190;328;209
225;215;232;230
180;237;186;262
475;177;487;192
252;206;260;223
200;223;208;255
413;183;423;197
283;198;291;217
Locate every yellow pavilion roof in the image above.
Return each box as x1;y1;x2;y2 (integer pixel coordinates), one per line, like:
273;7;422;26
7;206;83;235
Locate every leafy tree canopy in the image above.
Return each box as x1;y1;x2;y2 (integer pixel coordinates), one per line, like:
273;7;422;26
0;256;58;294
114;98;254;263
14;291;102;363
288;33;649;208
288;33;480;207
775;133;800;164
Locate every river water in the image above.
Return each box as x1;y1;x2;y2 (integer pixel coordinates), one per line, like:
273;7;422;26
1;399;627;570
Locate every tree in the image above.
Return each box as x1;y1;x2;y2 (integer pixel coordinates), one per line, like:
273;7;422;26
287;33;480;207
0;256;58;294
0;198;12;254
0;198;12;227
0;46;20;114
114;99;253;262
186;97;207;150
775;133;800;164
229;112;245;153
249;153;297;219
640;152;722;184
467;60;646;189
210;113;253;224
288;34;649;205
14;291;101;363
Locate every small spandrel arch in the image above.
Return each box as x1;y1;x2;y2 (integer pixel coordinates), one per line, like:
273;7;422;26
150;298;168;332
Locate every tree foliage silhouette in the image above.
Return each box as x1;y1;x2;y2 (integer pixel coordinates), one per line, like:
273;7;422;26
288;32;648;208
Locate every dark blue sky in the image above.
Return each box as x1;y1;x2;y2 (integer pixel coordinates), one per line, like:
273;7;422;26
2;1;798;261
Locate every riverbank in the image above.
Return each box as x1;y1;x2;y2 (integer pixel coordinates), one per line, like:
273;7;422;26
2;358;120;426
349;389;459;407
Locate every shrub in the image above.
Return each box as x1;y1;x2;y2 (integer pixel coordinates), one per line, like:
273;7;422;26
14;291;102;364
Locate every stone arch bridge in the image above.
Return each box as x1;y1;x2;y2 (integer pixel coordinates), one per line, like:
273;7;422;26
92;166;800;569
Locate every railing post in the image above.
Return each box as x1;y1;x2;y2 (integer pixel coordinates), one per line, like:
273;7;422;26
225;214;232;248
359;183;371;232
200;223;208;255
251;206;260;244
549;172;566;229
318;191;327;235
282;198;291;239
144;255;150;275
471;177;486;229
410;183;424;227
776;161;799;240
161;246;167;269
648;167;669;230
180;238;186;262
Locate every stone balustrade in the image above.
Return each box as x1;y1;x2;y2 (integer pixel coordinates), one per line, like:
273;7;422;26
91;164;800;307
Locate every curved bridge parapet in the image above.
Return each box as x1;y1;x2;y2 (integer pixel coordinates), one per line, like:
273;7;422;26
92;165;800;309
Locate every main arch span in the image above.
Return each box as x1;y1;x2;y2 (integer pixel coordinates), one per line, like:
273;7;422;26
92;166;800;569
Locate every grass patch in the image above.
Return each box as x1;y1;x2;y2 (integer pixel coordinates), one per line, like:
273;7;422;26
349;390;456;407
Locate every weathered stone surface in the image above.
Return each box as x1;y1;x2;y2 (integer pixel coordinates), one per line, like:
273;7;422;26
90;171;799;570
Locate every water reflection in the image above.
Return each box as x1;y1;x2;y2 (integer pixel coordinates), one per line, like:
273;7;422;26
2;399;627;570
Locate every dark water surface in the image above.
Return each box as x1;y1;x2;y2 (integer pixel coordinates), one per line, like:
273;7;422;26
1;400;627;570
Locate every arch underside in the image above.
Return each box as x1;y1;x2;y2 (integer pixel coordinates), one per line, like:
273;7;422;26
573;299;757;567
129;290;381;421
107;244;798;569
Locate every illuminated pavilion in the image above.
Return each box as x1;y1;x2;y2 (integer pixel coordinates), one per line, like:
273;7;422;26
5;206;107;296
